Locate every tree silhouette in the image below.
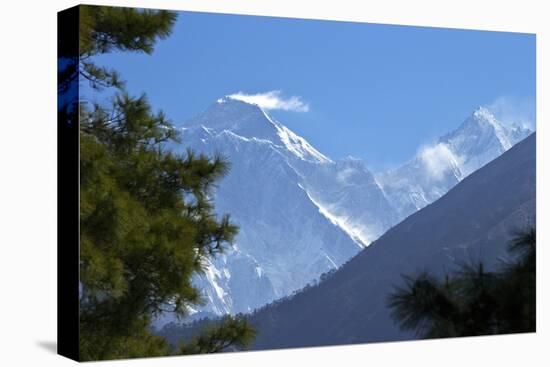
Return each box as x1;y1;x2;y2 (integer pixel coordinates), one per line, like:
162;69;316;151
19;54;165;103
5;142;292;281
59;5;177;92
59;5;256;360
388;227;536;338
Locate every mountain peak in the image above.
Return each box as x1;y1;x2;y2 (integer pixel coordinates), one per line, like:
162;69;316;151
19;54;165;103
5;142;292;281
458;106;504;135
471;105;532;136
441;106;508;146
182;96;331;163
183;95;278;140
216;95;264;110
206;95;267;121
436;106;532;178
472;105;495;121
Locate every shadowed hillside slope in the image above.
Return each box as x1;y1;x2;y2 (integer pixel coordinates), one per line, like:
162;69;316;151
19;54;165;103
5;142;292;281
249;133;536;350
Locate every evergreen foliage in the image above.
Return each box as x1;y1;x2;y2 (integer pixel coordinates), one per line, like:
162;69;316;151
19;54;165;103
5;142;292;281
387;227;536;338
179;316;257;354
78;5;176;89
59;5;177;92
79;94;241;360
59;5;257;360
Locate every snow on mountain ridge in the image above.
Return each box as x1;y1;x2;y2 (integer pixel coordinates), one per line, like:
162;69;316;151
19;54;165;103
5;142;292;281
274;123;332;163
187;97;330;164
378;105;532;218
298;182;367;247
156;97;532;327
156;101;372;324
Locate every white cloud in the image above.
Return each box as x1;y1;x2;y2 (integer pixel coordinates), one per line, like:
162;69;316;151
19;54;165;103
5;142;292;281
486;96;535;130
227;90;310;112
418;143;460;181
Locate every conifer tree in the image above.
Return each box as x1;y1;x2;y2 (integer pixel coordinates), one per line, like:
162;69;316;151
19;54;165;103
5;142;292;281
59;5;177;92
387;227;536;338
58;5;256;360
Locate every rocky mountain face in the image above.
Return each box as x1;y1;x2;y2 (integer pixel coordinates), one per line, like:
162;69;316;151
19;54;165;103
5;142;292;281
154;98;532;326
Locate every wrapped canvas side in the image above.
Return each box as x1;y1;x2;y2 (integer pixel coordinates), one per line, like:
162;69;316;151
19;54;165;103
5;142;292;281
57;5;80;362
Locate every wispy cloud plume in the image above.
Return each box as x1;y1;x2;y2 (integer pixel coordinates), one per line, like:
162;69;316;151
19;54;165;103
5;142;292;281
227;90;310;112
418;143;461;181
486;96;535;130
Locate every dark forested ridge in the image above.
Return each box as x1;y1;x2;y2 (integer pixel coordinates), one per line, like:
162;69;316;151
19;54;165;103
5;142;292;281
244;133;535;350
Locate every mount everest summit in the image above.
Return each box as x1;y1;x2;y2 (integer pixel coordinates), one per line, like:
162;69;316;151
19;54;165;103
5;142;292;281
156;97;532;325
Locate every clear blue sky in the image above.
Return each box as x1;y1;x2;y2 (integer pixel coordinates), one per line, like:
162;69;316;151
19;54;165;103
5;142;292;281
90;10;535;171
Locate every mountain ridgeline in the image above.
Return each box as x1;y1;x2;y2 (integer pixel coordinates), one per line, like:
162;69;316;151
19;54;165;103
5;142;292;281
157;96;532;326
247;132;535;349
377;107;532;218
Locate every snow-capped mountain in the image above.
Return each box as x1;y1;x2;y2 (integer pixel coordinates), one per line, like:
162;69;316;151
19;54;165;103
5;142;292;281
247;133;536;350
156;97;397;324
377;106;532;219
156;98;531;326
